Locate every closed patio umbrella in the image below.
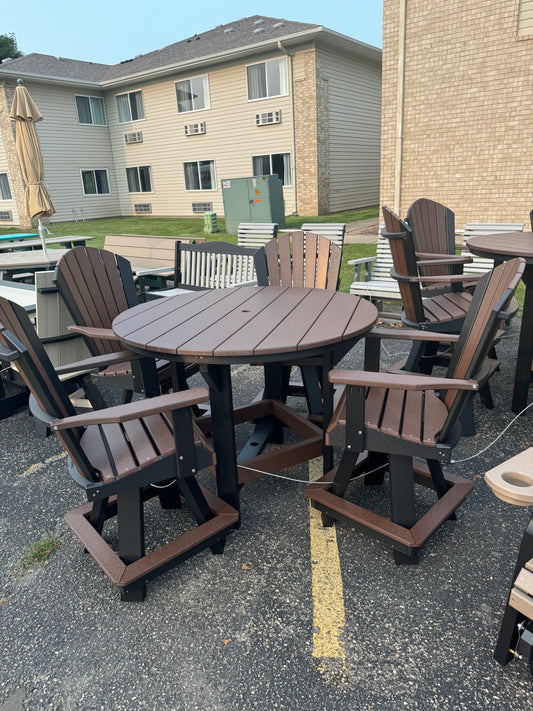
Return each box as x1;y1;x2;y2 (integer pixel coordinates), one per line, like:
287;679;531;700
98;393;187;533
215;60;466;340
9;78;55;252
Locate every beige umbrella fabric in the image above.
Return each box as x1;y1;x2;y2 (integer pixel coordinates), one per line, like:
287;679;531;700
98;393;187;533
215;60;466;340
9;79;55;250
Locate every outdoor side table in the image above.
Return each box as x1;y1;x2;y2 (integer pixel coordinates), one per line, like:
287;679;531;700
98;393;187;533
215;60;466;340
467;232;533;414
113;285;378;514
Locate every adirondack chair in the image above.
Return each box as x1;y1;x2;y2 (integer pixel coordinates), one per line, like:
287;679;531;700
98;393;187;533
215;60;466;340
237;222;278;248
306;257;525;563
254;231;342;416
0;297;238;601
54;247;198;403
406;198;474;292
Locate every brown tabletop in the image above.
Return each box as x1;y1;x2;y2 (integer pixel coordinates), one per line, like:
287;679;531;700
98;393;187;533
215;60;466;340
467;232;533;413
113;286;378;511
113;285;377;364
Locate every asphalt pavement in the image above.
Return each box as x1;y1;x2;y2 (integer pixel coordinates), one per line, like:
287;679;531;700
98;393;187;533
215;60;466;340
0;309;532;710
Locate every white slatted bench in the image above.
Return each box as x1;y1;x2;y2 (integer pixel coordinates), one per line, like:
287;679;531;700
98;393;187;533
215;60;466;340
300;223;346;251
237;223;278;248
460;222;524;277
349;226;400;310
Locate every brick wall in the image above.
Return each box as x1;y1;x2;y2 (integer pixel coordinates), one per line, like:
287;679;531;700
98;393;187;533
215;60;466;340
294;48;320;215
381;0;533;229
0;84;30;227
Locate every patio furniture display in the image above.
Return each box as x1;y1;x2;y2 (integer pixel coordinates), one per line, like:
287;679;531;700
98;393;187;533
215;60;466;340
54;246;197;404
306;257;525;564
112;286;378;514
237;222;278;248
254;231;342;416
485;449;533;671
0;299;238;602
467;231;533;414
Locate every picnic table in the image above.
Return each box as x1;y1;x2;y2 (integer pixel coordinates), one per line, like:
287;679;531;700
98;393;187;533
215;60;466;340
0;235;92;252
0;248;70;281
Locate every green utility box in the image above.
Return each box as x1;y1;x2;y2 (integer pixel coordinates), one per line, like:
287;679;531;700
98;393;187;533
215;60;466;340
203;211;218;233
221;175;285;234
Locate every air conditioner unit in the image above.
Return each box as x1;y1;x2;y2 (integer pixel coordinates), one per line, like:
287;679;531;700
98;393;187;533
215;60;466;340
134;203;152;214
124;131;143;144
255;110;281;126
184;122;206;136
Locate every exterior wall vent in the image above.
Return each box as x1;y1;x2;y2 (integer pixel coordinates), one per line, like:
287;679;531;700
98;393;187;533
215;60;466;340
0;210;12;221
134;203;152;213
256;110;282;126
184;122;206;136
124;131;143;144
192;201;213;213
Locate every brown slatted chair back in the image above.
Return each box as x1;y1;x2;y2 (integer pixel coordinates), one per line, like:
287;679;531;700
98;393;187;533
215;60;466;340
439;257;525;438
261;231;341;290
54;247;138;357
0;298;96;482
382;206;426;323
406;198;458;279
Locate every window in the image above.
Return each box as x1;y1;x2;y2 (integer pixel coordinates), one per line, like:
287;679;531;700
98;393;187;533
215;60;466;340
183;160;215;190
252;153;291;186
518;0;533;36
0;173;12;200
247;57;288;101
81;169;110;195
75;95;107;125
176;76;210;113
127;166;152;193
116;91;145;123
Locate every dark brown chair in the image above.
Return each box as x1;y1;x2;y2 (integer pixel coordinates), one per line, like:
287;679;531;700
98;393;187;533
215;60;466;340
306;256;525;563
54;246;198;403
254;231;342;416
0;296;238;601
406;198;474;292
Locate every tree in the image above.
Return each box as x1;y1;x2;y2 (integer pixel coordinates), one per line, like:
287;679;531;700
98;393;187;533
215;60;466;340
0;33;23;62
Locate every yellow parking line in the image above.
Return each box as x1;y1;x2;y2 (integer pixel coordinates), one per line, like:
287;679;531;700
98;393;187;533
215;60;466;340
309;458;346;660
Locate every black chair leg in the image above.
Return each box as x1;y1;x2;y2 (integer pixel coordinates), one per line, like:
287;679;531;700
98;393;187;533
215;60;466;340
389;454;418;565
117;488;146;602
494;516;533;665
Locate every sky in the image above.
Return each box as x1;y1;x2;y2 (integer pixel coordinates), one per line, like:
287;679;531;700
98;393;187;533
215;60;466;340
0;0;383;65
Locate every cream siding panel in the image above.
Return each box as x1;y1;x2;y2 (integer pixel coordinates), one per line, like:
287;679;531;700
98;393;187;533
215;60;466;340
105;54;296;219
22;82;120;223
319;50;381;211
0;131;19;224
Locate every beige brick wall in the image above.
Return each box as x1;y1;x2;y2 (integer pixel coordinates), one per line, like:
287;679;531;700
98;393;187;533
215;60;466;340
381;0;533;229
294;48;320;215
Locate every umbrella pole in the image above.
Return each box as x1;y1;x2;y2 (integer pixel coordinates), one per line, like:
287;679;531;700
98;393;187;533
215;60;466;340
38;219;48;254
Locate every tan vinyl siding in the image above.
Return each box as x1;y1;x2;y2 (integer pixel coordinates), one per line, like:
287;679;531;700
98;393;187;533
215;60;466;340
19;82;120;223
105;53;296;218
518;0;533;36
319;49;381;211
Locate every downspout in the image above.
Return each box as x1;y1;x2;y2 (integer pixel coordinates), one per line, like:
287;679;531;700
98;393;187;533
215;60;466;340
278;40;297;214
394;0;407;214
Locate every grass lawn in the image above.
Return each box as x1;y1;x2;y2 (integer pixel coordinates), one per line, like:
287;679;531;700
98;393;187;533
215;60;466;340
0;207;379;293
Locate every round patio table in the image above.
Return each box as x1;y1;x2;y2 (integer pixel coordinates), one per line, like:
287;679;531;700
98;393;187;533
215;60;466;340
467;231;533;413
113;285;378;513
